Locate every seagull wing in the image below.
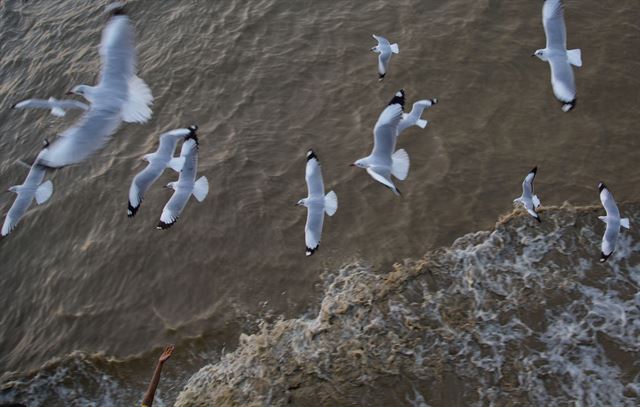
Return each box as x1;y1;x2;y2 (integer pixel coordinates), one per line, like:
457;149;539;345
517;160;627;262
372;104;403;163
1;193;33;237
522;167;537;199
157;185;192;229
543;0;567;51
127;162;163;217
599;184;620;219
305;203;324;256
549;56;576;104
156;128;190;159
372;34;390;47
305;153;325;198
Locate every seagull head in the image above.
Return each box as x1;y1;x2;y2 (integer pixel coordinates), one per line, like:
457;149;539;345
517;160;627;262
532;49;547;61
164;182;177;190
67;85;93;100
351;159;368;169
295;198;307;207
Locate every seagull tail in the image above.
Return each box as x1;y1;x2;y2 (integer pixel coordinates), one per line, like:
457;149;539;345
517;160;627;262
122;76;153;124
391;149;410;181
390;43;399;54
192;176;209;202
567;49;582;67
35;180;53;205
416;119;428;129
620;218;631;230
324;191;338;216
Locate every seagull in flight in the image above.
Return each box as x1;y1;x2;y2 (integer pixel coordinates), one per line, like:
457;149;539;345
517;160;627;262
296;150;338;256
128;125;198;217
37;2;153;168
597;183;630;262
397;97;438;136
513;167;542;222
533;0;582;112
352;90;409;196
371;35;399;81
11;97;88;117
157;135;208;230
1;147;53;238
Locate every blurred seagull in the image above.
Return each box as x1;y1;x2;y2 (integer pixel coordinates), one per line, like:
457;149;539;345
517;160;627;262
11;97;88;117
533;0;582;112
598;183;630;262
128;125;198;217
397;97;438;136
1;146;53;238
37;2;153;168
371;35;399;81
513;167;542;222
156;134;208;230
352;90;409;196
296;150;338;257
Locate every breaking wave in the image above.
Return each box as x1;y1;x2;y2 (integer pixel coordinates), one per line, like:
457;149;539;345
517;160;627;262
175;203;640;406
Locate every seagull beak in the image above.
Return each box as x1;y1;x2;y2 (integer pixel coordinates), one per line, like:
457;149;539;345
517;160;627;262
65;91;73;95
531;54;535;57
349;164;355;167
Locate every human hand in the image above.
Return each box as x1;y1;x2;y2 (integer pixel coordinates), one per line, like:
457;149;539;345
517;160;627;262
158;345;174;363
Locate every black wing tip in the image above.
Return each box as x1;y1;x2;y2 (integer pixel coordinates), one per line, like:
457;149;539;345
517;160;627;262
185;131;199;145
106;2;127;16
306;149;318;162
535;215;542;223
156;221;175;230
127;202;139;218
562;99;577;112
378;73;386;80
10;103;16;109
388;89;405;109
600;252;611;262
430;98;438;105
187;124;198;133
306;245;319;256
598;182;607;193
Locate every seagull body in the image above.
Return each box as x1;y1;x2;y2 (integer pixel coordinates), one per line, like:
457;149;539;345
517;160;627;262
598;183;630;262
157;135;208;229
371;35;399;80
513;167;541;222
297;150;338;256
397;98;438;136
127;125;198;217
1;159;53;237
11;97;88;117
353;90;409;196
37;4;153;168
533;0;582;112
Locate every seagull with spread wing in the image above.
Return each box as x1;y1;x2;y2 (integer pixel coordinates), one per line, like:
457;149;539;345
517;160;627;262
533;0;582;112
296;150;338;257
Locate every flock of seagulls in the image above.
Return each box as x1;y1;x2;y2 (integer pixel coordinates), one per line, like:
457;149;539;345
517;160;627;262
0;1;632;262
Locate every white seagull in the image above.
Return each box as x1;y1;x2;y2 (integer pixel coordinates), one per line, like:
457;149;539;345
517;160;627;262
37;2;153;168
533;0;582;112
371;35;399;81
127;125;198;217
397;98;438;136
598;183;630;262
11;97;89;117
352;90;409;196
1;153;53;238
513;167;542;222
296;150;338;257
157;135;208;229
